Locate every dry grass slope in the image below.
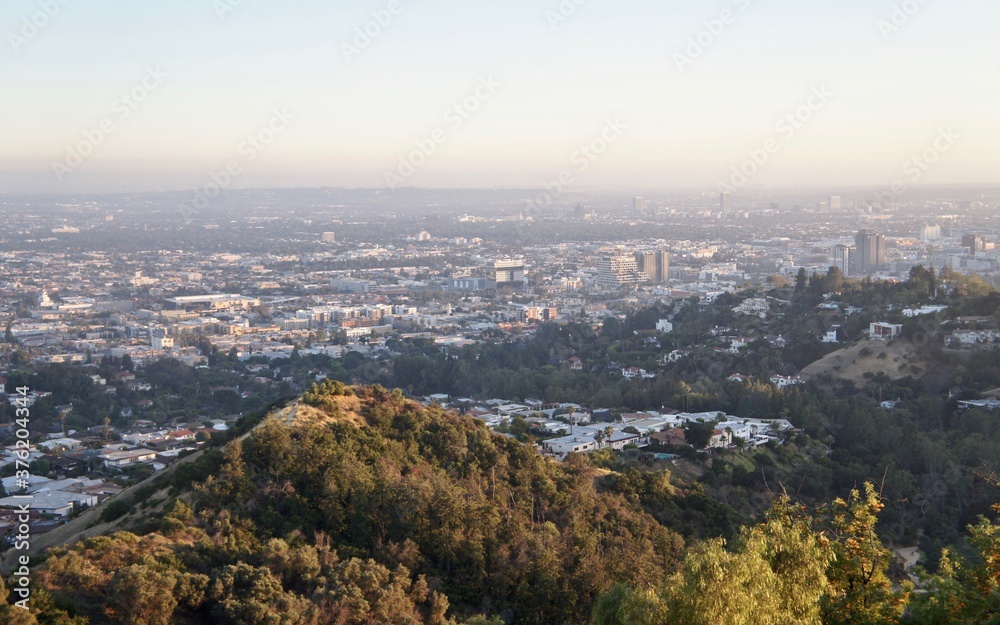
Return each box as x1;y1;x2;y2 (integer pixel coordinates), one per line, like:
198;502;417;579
800;339;932;386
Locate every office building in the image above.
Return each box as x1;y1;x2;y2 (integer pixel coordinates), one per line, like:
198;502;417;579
963;234;985;255
596;253;647;289
635;250;670;284
829;195;842;211
633;197;647;215
322;232;336;243
855;229;886;274
720;192;732;213
920;225;942;242
331;278;377;293
831;245;854;276
164;294;260;312
491;260;526;288
449;277;487;291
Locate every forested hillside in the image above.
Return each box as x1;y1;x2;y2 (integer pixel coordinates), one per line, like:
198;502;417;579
2;383;683;624
5;381;1000;624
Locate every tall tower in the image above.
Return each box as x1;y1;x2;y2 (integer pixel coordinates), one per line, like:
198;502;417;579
855;229;886;274
962;233;984;255
831;245;854;276
635;250;670;284
719;192;732;213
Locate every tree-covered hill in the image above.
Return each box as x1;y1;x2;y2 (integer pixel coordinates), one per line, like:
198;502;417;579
3;382;683;624
7;381;1000;624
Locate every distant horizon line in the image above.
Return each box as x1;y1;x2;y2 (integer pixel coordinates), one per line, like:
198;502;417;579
3;183;1000;199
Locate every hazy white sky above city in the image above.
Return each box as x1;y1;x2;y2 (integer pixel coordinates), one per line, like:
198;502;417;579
1;0;998;194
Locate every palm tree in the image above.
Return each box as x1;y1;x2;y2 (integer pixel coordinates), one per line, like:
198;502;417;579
567;406;576;435
603;426;615;448
594;431;605;448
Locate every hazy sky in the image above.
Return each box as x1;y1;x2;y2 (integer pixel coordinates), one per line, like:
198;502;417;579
1;0;998;194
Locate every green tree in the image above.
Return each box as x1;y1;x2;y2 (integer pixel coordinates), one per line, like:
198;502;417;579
795;267;809;293
592;584;668;625
826;266;844;294
684;421;714;449
594;497;832;625
108;564;178;625
821;483;910;625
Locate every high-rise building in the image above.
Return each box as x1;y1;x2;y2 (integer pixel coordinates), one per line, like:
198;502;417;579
491;260;526;288
633;197;647;215
720;192;732;213
962;233;985;255
855;229;886;274
596;253;647;289
831;245;855;276
920;225;942;242
322;231;336;243
829;195;842;211
635;250;670;284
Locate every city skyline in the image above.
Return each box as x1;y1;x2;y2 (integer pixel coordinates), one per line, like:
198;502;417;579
2;0;998;194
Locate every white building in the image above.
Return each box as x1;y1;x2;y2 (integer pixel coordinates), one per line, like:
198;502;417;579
734;298;770;319
870;322;903;340
902;305;947;317
770;375;806;389
151;335;174;350
656;319;674;333
98;448;158;468
822;326;840;343
595;254;647;289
